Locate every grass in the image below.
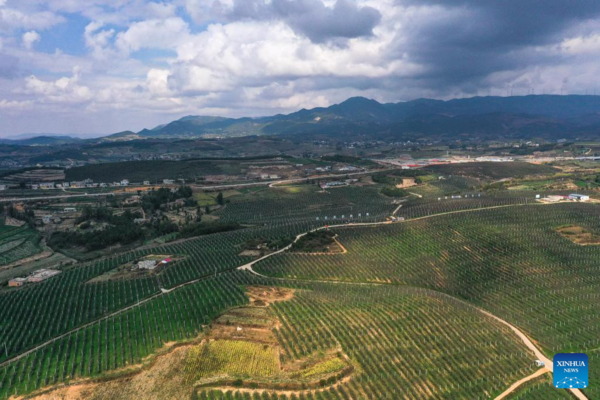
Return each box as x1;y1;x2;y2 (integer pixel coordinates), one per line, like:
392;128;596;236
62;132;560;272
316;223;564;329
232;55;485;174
299;357;346;379
187;340;279;381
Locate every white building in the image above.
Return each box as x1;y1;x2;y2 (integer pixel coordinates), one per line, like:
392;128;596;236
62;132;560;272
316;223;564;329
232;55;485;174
121;179;129;186
163;179;175;184
569;194;590;202
138;260;157;270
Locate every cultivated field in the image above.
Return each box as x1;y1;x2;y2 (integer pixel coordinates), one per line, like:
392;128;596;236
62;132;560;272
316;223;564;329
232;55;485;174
0;183;597;399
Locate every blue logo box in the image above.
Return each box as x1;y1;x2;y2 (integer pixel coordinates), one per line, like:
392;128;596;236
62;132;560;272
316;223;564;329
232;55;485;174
554;353;588;389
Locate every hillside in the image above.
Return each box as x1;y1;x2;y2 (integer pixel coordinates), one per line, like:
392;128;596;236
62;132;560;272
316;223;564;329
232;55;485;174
102;95;600;142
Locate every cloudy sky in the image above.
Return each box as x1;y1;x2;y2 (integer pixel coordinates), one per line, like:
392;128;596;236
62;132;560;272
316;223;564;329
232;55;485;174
2;0;600;136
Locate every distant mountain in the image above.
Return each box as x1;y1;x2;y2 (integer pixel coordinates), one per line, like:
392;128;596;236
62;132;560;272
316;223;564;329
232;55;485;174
102;95;600;142
0;135;82;146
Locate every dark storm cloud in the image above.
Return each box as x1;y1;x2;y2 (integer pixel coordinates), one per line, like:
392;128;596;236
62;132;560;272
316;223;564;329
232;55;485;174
271;0;381;43
220;0;381;42
397;0;600;87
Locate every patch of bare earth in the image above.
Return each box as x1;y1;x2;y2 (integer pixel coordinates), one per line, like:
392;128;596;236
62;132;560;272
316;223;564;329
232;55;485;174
246;285;295;307
27;341;198;400
557;225;600;245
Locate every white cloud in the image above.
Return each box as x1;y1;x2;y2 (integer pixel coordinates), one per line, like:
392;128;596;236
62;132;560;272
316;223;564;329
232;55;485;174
0;99;33;110
0;8;64;32
24;67;93;104
146;68;171;95
115;17;191;54
22;31;40;50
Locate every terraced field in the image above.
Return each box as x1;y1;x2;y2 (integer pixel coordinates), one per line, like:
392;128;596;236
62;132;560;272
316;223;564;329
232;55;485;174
0;186;597;399
0;224;44;266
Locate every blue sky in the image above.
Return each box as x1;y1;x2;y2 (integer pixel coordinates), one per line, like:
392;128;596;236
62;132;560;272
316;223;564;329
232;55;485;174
2;0;600;137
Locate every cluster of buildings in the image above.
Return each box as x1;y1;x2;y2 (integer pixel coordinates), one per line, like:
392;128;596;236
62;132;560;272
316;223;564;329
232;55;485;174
320;178;359;189
9;269;62;287
0;177;183;191
540;194;591;203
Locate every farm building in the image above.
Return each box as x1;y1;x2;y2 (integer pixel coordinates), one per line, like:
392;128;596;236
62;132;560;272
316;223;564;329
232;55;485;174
121;179;129;186
8;277;28;287
28;269;62;283
39;182;55;189
143;181;151;185
138;260;157;270
163;179;175;184
64;207;76;213
568;194;590;202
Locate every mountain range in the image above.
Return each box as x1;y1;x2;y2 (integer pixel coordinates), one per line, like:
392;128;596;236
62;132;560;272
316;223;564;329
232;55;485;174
8;95;600;144
103;95;600;142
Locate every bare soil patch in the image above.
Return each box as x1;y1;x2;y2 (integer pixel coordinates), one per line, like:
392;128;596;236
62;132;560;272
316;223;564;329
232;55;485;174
246;285;295;307
556;225;600;245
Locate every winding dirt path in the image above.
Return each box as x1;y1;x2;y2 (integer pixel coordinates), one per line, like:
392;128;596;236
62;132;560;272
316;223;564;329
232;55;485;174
495;368;549;400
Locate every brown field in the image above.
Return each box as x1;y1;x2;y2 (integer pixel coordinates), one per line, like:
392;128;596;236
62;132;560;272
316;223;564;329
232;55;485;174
556;225;600;245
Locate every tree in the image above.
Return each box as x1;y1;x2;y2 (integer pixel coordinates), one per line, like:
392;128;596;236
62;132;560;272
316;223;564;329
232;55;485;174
216;192;224;206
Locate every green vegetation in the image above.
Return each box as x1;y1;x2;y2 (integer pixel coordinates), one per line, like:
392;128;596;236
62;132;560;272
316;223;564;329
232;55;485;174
320;154;377;167
187;340;279;380
291;230;335;253
179;221;242;238
425;162;558;180
380;185;408;198
48;210;145;251
1;165;599;399
65;160;225;182
0;224;44;266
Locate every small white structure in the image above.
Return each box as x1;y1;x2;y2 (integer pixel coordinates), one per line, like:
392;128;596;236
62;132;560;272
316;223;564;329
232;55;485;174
143;181;151;185
64;207;76;213
28;269;62;283
568;194;590;202
163;179;175;184
121;179;129;186
138;260;157;270
535;360;545;367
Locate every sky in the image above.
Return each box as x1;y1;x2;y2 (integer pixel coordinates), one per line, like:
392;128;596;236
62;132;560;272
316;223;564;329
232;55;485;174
2;0;600;137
